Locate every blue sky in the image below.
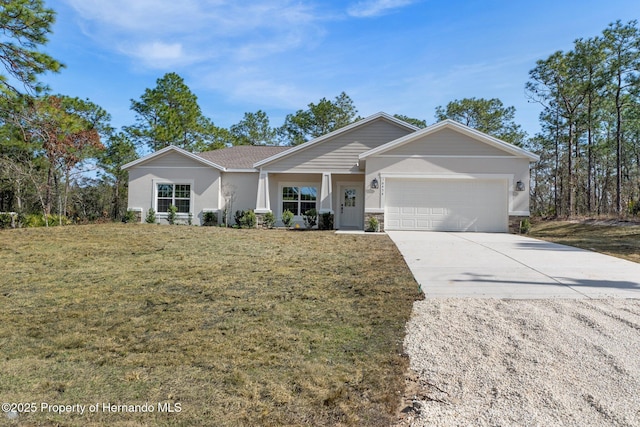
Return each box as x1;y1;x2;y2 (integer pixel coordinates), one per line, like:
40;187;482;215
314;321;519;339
41;0;640;142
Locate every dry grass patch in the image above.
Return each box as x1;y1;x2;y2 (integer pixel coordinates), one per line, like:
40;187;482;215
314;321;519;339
529;220;640;263
0;224;421;426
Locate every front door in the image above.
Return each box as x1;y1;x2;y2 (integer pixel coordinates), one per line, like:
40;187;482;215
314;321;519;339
339;185;363;229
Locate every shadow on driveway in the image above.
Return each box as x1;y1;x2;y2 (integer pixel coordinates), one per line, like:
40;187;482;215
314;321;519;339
387;231;640;298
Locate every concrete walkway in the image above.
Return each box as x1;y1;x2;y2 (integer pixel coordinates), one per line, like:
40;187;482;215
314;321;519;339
387;231;640;298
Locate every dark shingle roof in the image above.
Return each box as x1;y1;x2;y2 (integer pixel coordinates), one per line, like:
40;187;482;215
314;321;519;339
196;146;290;170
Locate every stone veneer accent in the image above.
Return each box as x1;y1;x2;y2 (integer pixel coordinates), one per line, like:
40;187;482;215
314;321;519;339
365;212;385;232
508;215;530;234
255;212;267;229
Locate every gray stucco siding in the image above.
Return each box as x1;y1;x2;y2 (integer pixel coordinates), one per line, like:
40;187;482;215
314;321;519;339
127;166;220;224
134;150;215;168
221;172;259;214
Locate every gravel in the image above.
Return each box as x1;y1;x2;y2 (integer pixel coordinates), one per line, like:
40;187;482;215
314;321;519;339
397;299;640;427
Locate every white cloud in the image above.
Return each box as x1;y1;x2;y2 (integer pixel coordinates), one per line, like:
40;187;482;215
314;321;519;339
61;0;328;71
347;0;417;18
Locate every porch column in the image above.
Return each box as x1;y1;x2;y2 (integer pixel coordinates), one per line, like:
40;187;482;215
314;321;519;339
319;172;333;213
255;169;271;213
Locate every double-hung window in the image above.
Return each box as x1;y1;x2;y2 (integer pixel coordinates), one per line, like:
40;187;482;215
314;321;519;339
157;184;191;213
282;186;317;215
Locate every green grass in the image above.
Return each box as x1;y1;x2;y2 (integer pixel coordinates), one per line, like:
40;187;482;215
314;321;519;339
0;224;421;426
529;220;640;263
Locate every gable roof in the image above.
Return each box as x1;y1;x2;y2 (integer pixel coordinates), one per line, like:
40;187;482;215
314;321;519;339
196;146;290;170
121;145;291;172
358;119;540;162
121;145;227;170
253;112;420;168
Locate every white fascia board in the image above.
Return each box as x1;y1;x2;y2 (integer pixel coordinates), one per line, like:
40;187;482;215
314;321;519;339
121;145;226;171
359;119;540;162
253;112;420;168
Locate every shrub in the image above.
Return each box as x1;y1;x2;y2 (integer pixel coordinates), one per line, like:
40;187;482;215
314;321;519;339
0;213;13;229
122;210;137;223
188;212;193;226
319;212;333;230
263;211;276;229
234;210;245;228
243;210;257;228
303;208;317;229
167;205;178;225
23;214;70;227
366;216;379;232
520;218;531;234
281;209;294;228
145;208;156;224
203;211;217;226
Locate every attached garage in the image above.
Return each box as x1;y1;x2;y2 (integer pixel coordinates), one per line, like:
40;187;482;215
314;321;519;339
384;178;508;232
359;120;540;233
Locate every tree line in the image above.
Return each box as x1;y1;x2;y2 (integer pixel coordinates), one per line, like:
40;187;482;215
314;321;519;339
0;1;637;224
526;20;640;217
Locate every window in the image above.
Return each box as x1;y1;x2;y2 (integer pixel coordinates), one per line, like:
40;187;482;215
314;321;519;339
282;186;317;215
157;184;191;213
344;188;357;207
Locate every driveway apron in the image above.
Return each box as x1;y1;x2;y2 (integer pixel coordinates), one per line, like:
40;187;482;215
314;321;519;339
387;231;640;298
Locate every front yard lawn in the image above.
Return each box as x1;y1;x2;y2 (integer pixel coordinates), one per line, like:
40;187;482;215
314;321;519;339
529;220;640;263
0;224;421;426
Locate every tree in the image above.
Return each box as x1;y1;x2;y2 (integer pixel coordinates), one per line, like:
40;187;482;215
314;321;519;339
435;98;527;145
14;95;109;217
127;72;226;152
229;110;277;145
524;20;640;218
527;51;590;217
278;92;360;145
573;37;607;213
602;20;640;214
97;132;137;219
0;0;63;95
394;114;427;128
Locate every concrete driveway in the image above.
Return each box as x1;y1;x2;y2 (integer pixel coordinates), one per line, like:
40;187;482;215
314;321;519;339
387;231;640;298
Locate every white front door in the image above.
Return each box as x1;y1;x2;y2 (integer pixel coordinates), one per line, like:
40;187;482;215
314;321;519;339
339;185;363;229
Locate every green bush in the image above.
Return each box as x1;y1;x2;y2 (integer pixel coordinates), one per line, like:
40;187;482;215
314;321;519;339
319;212;333;230
520;218;531;234
234;210;245;228
263;211;276;229
122;210;137;223
23;214;70;227
281;210;294;228
167;205;178;225
203;211;217;226
244;210;257;228
303;208;317;229
0;213;13;229
366;216;379;232
145;208;156;224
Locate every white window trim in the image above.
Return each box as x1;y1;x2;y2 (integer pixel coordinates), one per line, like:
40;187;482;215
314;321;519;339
278;182;320;219
152;179;195;217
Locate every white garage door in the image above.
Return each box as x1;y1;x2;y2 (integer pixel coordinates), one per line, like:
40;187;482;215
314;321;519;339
385;178;508;232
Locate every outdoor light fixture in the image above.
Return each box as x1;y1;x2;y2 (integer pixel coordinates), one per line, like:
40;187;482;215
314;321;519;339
516;180;525;191
371;178;379;189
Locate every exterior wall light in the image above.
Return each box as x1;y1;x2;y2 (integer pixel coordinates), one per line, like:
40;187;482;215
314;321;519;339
516;180;525;191
371;178;379;189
